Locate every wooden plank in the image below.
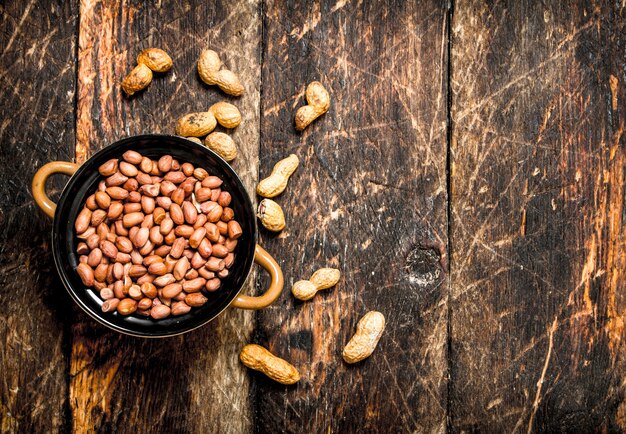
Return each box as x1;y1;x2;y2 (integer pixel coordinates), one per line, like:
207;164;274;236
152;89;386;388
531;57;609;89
71;1;261;432
0;1;78;432
255;0;450;431
450;1;626;431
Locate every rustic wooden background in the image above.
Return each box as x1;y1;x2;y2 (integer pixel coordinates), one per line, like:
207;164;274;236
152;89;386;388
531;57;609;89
1;0;625;432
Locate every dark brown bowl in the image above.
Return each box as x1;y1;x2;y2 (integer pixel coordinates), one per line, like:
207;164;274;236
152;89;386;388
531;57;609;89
32;134;283;337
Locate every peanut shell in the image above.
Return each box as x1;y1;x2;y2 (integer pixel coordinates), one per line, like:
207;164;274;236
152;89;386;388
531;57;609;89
239;344;300;385
197;49;244;96
205;132;237;162
342;311;385;364
137;48;173;73
210;101;241;128
256;154;299;198
257;199;285;232
122;63;153;96
175;112;217;137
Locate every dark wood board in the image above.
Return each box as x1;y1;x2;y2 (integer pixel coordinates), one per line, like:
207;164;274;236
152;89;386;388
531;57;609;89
449;1;626;431
0;1;78;432
71;1;261;432
4;0;626;431
254;0;450;432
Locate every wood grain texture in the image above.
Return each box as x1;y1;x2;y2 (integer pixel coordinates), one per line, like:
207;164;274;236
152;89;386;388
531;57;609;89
450;1;626;431
254;0;449;432
0;1;77;432
6;1;626;431
71;1;261;432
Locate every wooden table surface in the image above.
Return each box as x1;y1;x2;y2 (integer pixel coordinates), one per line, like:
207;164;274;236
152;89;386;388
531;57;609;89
1;0;625;432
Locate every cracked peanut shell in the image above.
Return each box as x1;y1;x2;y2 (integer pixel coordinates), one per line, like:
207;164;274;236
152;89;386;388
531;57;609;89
257;199;285;232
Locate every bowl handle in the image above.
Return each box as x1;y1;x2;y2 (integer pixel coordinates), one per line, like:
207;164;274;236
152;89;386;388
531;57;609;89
32;161;79;218
231;244;284;310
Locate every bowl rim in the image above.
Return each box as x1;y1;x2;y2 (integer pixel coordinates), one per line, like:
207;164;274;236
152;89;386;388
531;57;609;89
51;134;258;338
